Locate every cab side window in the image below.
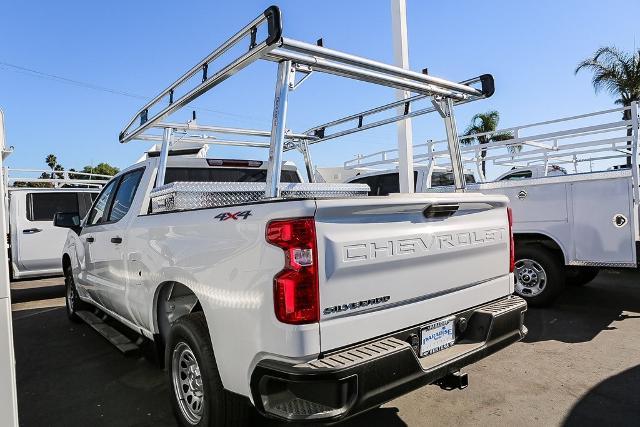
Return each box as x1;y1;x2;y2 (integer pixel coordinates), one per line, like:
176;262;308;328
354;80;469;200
351;175;380;196
26;192;79;222
108;169;144;222
351;172;418;196
500;170;532;181
86;179;118;226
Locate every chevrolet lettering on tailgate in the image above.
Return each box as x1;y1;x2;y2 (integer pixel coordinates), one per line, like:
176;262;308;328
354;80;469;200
342;228;506;262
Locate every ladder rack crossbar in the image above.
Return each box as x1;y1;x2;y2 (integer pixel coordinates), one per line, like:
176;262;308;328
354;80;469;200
7;168;112;179
6;168;111;188
155;122;317;141
279;38;486;97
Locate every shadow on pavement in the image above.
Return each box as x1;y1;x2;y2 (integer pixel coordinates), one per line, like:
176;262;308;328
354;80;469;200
262;406;407;427
10;285;65;303
563;364;640;426
523;269;640;344
336;407;407;427
13;307;174;427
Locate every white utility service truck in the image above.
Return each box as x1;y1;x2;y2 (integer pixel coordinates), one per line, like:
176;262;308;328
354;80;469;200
345;103;640;306
5;169;108;279
0;110;19;427
56;7;526;425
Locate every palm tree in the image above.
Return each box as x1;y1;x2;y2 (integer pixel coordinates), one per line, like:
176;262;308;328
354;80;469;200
54;164;65;179
45;154;57;179
575;46;640;166
462;111;514;178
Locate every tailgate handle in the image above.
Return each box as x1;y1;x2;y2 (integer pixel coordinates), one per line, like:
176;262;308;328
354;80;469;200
423;204;459;219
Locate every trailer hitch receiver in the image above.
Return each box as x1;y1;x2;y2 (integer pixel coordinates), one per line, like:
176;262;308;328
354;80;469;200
438;371;469;390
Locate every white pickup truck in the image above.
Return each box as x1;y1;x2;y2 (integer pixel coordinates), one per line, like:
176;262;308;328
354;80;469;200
58;155;525;424
56;7;526;425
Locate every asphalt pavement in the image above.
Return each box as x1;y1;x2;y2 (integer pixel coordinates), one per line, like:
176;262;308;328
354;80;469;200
10;270;640;426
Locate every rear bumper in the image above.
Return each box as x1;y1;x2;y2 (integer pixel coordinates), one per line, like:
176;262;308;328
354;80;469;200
250;295;527;423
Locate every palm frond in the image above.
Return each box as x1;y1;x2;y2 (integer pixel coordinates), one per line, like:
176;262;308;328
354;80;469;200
576;45;640;104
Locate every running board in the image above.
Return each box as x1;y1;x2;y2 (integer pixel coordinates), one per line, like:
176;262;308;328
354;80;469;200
76;310;139;355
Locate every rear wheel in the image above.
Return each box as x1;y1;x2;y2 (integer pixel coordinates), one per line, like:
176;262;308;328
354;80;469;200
565;267;599;286
167;312;251;427
514;244;565;307
64;265;88;322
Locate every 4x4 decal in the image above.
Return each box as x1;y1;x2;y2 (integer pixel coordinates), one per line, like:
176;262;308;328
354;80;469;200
215;210;252;221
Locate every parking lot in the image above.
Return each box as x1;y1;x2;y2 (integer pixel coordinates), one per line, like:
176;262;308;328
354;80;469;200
10;270;640;427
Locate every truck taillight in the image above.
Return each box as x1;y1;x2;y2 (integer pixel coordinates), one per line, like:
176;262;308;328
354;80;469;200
266;218;319;324
507;207;515;273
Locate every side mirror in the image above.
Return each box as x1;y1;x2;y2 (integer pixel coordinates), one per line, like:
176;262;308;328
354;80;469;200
54;212;81;233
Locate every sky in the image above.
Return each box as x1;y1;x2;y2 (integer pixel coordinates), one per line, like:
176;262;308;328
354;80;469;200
1;0;639;179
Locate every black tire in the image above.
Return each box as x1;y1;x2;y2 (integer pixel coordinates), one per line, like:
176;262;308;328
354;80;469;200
167;312;251;427
514;244;565;307
64;265;88;322
565;267;599;287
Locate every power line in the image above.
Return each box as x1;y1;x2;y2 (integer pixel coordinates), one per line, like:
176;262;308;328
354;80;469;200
0;60;267;125
0;61;148;100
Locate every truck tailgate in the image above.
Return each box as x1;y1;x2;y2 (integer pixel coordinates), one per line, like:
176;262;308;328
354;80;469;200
314;193;513;352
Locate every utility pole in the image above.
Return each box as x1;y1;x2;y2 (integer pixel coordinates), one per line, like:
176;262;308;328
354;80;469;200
391;0;414;193
0;110;19;427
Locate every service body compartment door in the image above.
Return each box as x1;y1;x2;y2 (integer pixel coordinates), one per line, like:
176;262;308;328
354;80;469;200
571;178;636;264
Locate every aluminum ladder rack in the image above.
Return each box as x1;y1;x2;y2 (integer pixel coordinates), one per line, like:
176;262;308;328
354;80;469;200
119;5;496;205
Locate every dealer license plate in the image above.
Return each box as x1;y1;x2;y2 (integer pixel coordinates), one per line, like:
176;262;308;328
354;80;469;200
420;317;455;357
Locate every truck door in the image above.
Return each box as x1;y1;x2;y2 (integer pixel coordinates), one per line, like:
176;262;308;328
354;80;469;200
81;169;144;319
79;179;118;306
13;191;89;275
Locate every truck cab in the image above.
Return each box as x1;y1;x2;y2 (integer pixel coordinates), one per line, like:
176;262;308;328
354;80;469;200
8;187;98;279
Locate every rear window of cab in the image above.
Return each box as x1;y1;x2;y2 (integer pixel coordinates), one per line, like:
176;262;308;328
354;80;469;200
164;168;301;184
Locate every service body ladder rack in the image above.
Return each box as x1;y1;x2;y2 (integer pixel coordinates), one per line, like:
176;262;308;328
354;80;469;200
5;168;111;189
344;103;640;204
119;5;495;202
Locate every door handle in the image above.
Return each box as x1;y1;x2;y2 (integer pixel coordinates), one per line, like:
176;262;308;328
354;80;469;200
22;228;42;234
85;236;95;243
111;237;123;244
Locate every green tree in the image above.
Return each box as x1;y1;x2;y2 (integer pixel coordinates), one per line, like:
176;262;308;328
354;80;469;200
575;46;640;166
462;111;514;178
81;163;119;177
